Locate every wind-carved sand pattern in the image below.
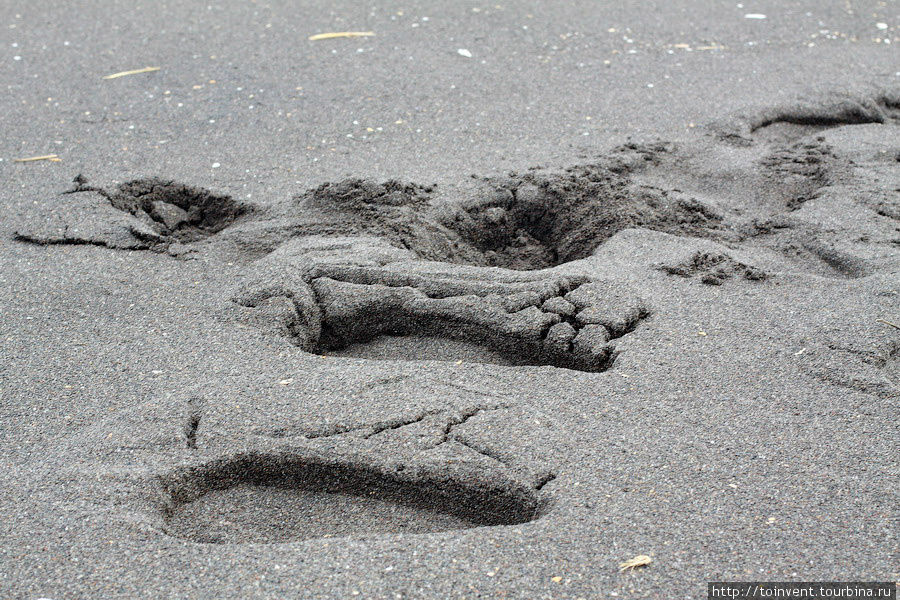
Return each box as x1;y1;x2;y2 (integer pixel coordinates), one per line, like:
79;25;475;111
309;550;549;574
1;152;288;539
231;237;649;371
13;89;898;279
160;450;546;544
44;384;565;545
14;176;253;256
709;89;900;145
13;141;726;269
286;143;723;271
159;394;561;544
655;251;769;285
7;89;899;574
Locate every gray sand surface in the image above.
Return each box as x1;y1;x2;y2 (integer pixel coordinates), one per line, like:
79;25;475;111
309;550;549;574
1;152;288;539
1;1;897;598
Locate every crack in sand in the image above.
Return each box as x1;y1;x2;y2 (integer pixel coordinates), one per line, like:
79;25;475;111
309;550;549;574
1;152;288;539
184;398;203;450
257;402;510;443
427;403;511;450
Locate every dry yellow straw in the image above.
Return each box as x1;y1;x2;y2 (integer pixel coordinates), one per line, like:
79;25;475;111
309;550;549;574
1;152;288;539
102;66;161;80
14;154;60;163
308;31;375;41
876;318;900;330
619;555;652;572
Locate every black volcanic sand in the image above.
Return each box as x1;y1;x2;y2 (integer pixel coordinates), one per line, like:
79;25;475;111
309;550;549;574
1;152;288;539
1;1;898;598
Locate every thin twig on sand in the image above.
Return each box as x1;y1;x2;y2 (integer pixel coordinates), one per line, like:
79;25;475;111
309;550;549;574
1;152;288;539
308;31;375;41
102;66;161;80
14;154;60;163
876;318;900;331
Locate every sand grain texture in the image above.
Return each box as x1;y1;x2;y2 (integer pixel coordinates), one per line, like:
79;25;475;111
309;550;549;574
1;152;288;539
1;1;898;598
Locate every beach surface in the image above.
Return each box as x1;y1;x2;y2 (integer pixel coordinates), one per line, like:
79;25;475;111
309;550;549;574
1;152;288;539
1;1;897;598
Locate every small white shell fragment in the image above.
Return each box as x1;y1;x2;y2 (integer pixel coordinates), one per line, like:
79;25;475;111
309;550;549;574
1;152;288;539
744;13;767;19
457;48;472;58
